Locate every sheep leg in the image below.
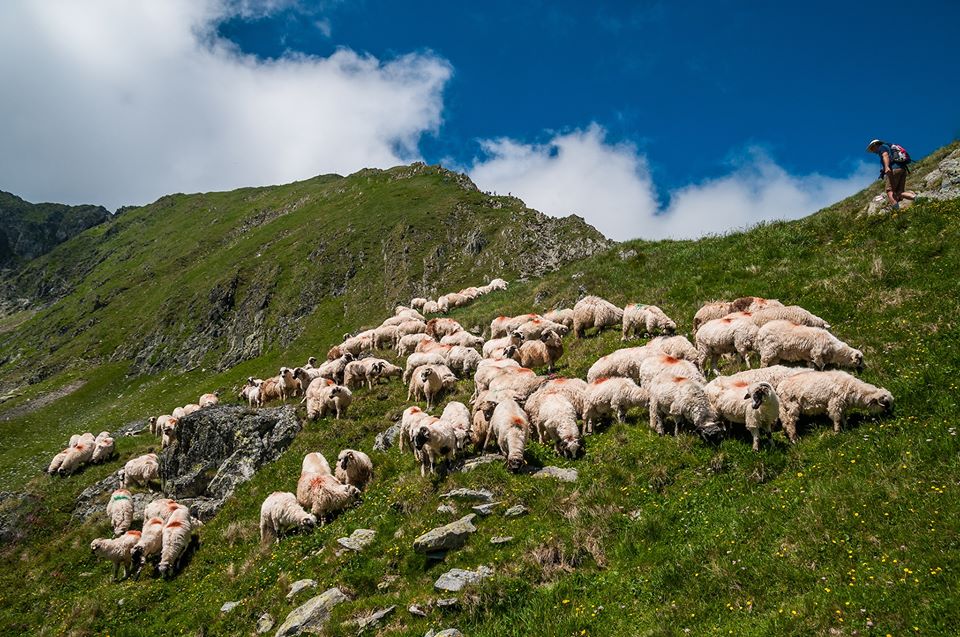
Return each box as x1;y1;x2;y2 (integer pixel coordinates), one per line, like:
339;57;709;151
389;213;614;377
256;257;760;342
828;399;845;433
649;399;665;435
749;426;760;451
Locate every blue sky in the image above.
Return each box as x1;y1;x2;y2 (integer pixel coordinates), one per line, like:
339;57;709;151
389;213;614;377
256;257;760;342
1;1;957;239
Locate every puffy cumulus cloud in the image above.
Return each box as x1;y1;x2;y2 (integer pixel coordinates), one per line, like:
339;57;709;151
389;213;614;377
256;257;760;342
0;0;450;209
469;126;874;241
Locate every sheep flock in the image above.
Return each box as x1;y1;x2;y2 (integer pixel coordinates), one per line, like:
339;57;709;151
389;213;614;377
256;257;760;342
57;277;895;582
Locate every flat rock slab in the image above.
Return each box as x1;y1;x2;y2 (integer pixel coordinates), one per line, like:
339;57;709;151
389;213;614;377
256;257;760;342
490;536;514;545
471;503;498;516
337;528;375;551
221;601;240;613
533;466;578;482
413;514;477;554
435;598;459;609
257;613;275;634
374;424;400;451
354;605;396;632
439;488;493;502
436;504;456;514
287;579;317;600
425;629;465;637
460;454;505;472
275;587;348;637
408;604;428;617
434;566;493;592
503;504;528;518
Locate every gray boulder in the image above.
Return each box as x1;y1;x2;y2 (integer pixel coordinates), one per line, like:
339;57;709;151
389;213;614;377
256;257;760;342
337;528;375;551
353;605;396;632
439;488;493;502
257;613;275;634
275;588;348;637
373;424;400;451
533;466;578;482
434;566;493;592
459;454;504;472
503;504;528;518
413;514;477;554
287;579;317;600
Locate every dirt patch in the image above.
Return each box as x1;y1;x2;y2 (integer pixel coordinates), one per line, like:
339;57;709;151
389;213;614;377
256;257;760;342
0;379;86;421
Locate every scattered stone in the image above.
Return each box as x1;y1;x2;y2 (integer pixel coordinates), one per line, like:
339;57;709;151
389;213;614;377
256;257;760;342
627;510;643;521
439;488;493;502
353;606;396;632
435;598;460;609
460;454;505;472
337;528;375;551
377;575;398;591
413;514;477;554
619;249;637;261
374;424;400;451
220;601;240;613
117;598;124;607
425;628;464;637
287;579;317;600
471;503;498;516
503;504;528;518
256;612;275;634
436;504;456;515
434;566;493;592
275;588;348;637
533;466;578;482
490;536;513;545
408;604;428;617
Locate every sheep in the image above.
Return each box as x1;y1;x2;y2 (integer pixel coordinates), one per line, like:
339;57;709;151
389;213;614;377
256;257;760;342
130;516;166;578
776;370;893;442
259;491;316;545
646;335;700;362
437;292;470;313
470;389;519;448
296;472;361;522
58;437;96;476
486;277;508;291
411;297;428;311
407;364;457;409
537;394;582;458
490;313;541;339
525;377;589;423
586;347;658;383
705;379;781;450
445;345;482;376
514;317;570;340
303;377;334;420
415;340;452;355
316;353;355;385
121;453;160;489
458;286;481;300
395;305;426;321
638;354;706;387
198;392;220;408
582;377;649;433
482;331;524;359
487;366;547;404
486;398;530;471
471;355;521;400
693;297;783;333
512;329;564;372
403;352;448;384
397;334;433;357
426;317;464;339
90;530;141;580
160;417;179;450
704;366;806;400
143;497;179;523
293;366;323;394
307;384;352;420
257;377;284;404
91;432;116;464
182;403;201;417
647;373;724;441
151;414;175;436
106;488;134;536
158;505;197;579
440;401;472;451
335;449;374;489
340;331;375;356
238;379;262;407
440;331;485;350
47;448;70;475
343;358;392;390
413;419;458;475
622;304;677;339
304;356;319;370
543;308;574;330
278;367;301;400
757;321;864;371
747;305;831;329
373;324;399;349
422;300;439;314
696;316;760;374
398;406;432;453
172;406;187;419
573;295;624;338
301;451;332;476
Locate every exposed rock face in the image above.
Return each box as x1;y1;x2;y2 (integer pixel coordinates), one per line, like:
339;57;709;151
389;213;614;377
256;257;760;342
412;514;477;554
287;579;317;600
439;488;493;502
918;148;960;200
73;473;153;523
275;587;348;637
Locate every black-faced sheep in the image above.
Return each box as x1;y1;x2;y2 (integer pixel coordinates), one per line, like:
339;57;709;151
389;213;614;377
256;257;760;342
757;321;863;370
315;384;353;420
705;379;781;450
260;491;316;545
398;406;431;454
482;331;523;359
335;449;373;489
573;295;624;338
91;530;141;580
622;304;677;339
469;389;519;450
315;353;355;385
776;370;893;442
403;351;448;383
414;419;458;475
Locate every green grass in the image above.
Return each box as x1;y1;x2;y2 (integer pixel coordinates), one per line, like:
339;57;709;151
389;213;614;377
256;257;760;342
0;146;959;636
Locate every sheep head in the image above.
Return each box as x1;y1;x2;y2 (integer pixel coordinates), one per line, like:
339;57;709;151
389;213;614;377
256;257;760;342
746;382;776;410
414;425;431;450
300;513;317;529
338;450;354;470
867;390;894;414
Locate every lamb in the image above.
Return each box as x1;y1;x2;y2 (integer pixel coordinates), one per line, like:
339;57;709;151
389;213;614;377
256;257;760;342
106;488;134;536
130;516;166;578
482;331;523;359
490;313;541;339
398;406;432;453
757;321;864;371
426;317;464;339
91;432;116;464
776;370;893;442
301;451;332;475
238;379;262;407
445;345;482;376
296;472;361;522
537;394;582;458
647;373;724;440
121;453;160;489
705;380;781;450
693;297;783;333
335;449;374;489
622;304;677;339
486;366;548;404
646;335;700;362
259;491;316;544
748;305;831;330
514;317;570;340
413;419;458;475
307;383;352;420
316;353;355;385
440;401;472;451
543;308;574;330
198;392;220;408
486;398;530;471
160;416;179;449
696;316;760;374
373;324;399;349
573;295;624;338
638;354;706;387
512;329;564;372
397;333;433;357
90;530;141;580
158;505;197;579
407;364;457;409
403;352;448;383
278;367;301;400
582;377;649;433
440;331;485;350
58;436;96;476
304;356;319;369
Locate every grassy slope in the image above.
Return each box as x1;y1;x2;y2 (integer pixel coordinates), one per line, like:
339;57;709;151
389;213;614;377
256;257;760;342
1;146;959;636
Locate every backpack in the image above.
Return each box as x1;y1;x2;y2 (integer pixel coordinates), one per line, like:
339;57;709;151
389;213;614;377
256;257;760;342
889;143;911;165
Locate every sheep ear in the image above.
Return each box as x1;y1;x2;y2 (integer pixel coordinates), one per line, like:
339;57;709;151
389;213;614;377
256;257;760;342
743;393;751;400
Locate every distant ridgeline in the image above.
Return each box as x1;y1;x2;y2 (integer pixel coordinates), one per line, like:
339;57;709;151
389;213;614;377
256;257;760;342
0;191;110;268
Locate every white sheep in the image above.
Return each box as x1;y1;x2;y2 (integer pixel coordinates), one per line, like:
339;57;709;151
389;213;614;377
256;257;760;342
440;331;485;350
526;377;589;421
398;406;432;453
302;377;334;420
343;358;392;390
121;453;160;489
776;370;893;442
256;377;284;404
130;516;166;578
638;353;706;387
446;345;482;377
512;329;564;372
90;530;141;580
48;447;71;475
586;347;656;383
158;505;197;579
486;366;547;404
437;292;470;313
335;449;373;490
704;365;806;400
440;401;472;451
543;308;574;330
573;295;624;338
537;394;582;458
422;300;440;314
482;331;523;359
315;353;355;385
426;317;464;339
487;277;508;291
278;367;301;401
302;451;332;475
696;316;760;374
648;373;724;440
395;306;426;321
415;340;452;355
160;416;179;449
582;377;649;434
646;335;700;362
183;403;201;416
238;379;262;407
311;384;353;420
693;297;783;333
58;436;96;476
471;356;520;400
748;305;830;329
397;334;433;357
373;324;399;349
143;497;179;523
106;488;133;536
340;331;376;357
757;321;863;370
514;317;570;340
413;418;458;475
705;379;781;450
296;472;361;522
259;491;316;545
489;313;541;339
198;392;220;408
407;364;457;409
403;351;448;383
486;398;530;471
410;297;429;311
622;304;677;339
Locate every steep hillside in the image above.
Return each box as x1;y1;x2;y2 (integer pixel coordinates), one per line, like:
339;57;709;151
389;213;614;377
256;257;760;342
0;144;958;637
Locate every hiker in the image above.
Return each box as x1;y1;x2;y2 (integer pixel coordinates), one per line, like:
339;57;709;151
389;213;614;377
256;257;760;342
866;139;914;209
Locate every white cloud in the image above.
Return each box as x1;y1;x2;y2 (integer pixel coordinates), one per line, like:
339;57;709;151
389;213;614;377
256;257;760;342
469;125;875;241
0;0;450;209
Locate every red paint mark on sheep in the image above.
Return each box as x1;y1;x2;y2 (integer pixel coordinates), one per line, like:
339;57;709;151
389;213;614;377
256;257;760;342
671;376;687;383
592;377;609;384
732;380;749;388
660;355;679;364
165;521;183;528
125;530;142;537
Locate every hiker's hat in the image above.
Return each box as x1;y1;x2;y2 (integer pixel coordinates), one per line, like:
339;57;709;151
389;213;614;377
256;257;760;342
866;139;883;152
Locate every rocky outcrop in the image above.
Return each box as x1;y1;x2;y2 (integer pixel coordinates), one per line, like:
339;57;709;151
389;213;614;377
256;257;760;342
412;514;478;554
917;147;960;201
275;588;348;637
